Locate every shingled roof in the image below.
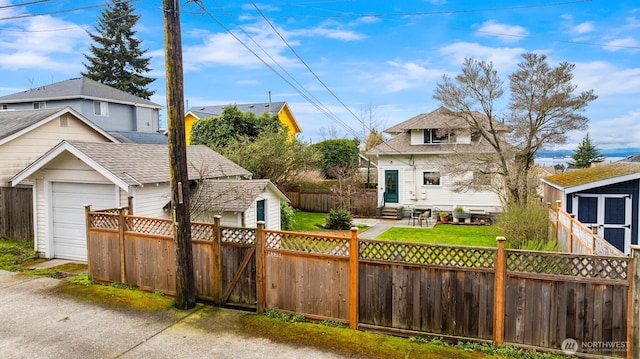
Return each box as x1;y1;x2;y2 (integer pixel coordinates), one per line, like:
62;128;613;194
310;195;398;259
0;77;162;109
383;106;511;134
0;107;116;144
195;179;288;212
543;162;640;189
188;102;286;119
11;141;251;188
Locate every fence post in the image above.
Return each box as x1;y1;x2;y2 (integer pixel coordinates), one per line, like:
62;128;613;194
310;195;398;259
629;245;639;359
349;227;359;330
118;207;126;283
256;221;266;313
591;226;598;254
213;215;222;305
569;214;576;253
127;196;134;215
493;236;507;345
85;205;92;278
555;200;562;242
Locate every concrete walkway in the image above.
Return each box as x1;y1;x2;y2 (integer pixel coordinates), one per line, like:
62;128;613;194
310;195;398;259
0;270;346;359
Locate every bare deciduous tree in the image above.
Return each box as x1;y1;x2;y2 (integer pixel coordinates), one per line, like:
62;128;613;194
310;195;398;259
434;53;596;206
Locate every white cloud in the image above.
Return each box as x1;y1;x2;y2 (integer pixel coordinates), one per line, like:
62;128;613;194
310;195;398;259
603;37;640;51
588;109;640;148
476;20;529;43
0;15;88;71
438;42;526;72
374;61;442;92
573;61;640;96
181;27;297;72
572;21;595;34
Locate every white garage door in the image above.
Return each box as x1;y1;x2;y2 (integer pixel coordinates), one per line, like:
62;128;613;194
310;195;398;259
52;182;116;261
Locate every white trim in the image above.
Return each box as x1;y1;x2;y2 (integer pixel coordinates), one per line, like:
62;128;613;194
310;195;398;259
10;141;129;190
544;172;640;194
0;107;118;147
44;180;52;258
572;193;632;254
31;182;38;253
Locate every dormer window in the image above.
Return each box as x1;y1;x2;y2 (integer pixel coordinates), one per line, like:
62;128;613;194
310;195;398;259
33;102;46;109
424;129;449;144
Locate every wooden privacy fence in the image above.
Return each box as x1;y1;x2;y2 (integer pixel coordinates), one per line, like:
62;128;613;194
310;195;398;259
548;200;624;257
0;187;33;241
283;188;377;216
86;208;640;358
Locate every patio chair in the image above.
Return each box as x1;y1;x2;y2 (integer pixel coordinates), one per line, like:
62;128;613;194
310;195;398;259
418;209;431;227
408;209;421;226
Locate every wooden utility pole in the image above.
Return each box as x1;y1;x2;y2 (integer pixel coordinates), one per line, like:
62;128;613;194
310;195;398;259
163;0;195;310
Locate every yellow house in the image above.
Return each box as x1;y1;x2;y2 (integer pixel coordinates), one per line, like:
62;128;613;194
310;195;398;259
184;102;302;144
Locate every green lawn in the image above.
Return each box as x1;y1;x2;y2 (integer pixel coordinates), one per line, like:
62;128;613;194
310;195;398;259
290;211;329;231
377;224;504;247
291;211;504;247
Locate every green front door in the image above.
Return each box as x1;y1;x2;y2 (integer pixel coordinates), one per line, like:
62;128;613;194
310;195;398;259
384;170;398;203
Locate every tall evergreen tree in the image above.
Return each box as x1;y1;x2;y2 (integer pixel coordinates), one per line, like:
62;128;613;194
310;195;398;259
567;133;604;168
82;0;155;99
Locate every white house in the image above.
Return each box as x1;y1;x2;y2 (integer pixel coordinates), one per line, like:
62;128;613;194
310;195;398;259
10;141;266;261
367;106;510;218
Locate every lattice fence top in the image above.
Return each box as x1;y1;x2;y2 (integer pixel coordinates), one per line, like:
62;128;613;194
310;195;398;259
359;240;496;269
88;212;119;230
191;222;215;241
125;216;173;237
221;227;256;244
264;231;349;256
506;250;629;281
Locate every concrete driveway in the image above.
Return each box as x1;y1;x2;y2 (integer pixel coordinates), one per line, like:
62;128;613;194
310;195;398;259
0;270;345;359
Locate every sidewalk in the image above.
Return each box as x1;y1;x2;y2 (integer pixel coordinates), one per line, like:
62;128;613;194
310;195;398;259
0;270;345;359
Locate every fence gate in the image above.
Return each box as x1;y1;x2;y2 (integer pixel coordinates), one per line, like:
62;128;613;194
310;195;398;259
220;228;257;310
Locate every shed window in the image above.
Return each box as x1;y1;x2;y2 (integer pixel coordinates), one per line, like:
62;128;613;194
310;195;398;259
423;172;441;185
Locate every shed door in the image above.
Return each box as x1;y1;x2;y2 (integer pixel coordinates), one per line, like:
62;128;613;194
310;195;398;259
575;194;631;254
51;182;116;261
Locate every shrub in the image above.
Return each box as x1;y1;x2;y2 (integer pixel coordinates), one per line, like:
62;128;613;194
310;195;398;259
280;202;295;230
326;209;353;230
497;202;549;249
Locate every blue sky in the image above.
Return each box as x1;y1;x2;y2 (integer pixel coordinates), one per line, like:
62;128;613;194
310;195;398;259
0;1;639;151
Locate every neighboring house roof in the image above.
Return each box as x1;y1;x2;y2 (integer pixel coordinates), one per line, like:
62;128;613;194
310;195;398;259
189;102;286;119
0;107;118;145
367;131;501;155
194;179;289;212
368;106;511;156
11;141;251;189
541;162;640;192
109;131;168;144
619;154;640;163
186;101;302;133
384;106;511;134
0;77;162;109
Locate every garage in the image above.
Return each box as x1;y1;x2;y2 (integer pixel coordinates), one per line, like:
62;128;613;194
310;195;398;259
51;182;116;261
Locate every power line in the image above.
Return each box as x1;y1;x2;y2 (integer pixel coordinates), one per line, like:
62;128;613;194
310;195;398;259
0;0;51;10
249;0;364;139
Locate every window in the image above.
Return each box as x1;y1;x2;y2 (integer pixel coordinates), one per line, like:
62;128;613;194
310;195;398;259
94;101;109;116
33;102;46;109
423;172;441;185
1;104;7;110
424;129;449;144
